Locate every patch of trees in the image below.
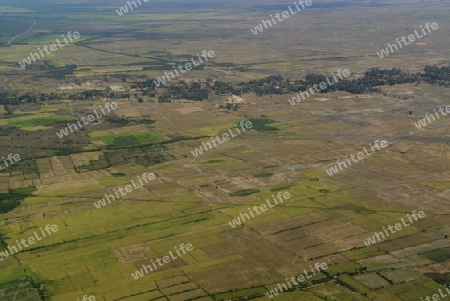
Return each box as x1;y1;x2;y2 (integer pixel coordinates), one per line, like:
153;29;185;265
4;105;13;115
46;64;77;79
166;82;208;101
421;65;450;84
134;64;449;102
0;95;18;105
214;81;240;95
0;93;37;105
29;62;78;79
131;79;156;97
235;65;450;96
158;94;172;103
0;187;36;214
3;65;449;106
131;79;157;91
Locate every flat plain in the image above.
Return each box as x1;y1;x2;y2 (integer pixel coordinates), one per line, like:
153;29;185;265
0;0;449;300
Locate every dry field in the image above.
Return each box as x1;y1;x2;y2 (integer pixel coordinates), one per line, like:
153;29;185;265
0;82;448;300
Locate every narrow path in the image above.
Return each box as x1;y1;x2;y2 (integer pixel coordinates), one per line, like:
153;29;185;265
6;20;36;46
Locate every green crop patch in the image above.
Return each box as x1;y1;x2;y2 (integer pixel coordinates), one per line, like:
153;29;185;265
420;182;450;190
253;172;273;178
420;248;450;263
89;131;165;148
248;118;279;132
7;115;74;128
270;183;295;192
229;189;261;197
342;247;386;260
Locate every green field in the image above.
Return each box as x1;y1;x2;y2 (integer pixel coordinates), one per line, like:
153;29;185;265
6;115;74;128
89;130;165;147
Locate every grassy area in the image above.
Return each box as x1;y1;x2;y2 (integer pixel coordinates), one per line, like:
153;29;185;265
89;130;164;148
6;115;74;128
342;247;386;260
420;182;450;190
248;118;279;132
